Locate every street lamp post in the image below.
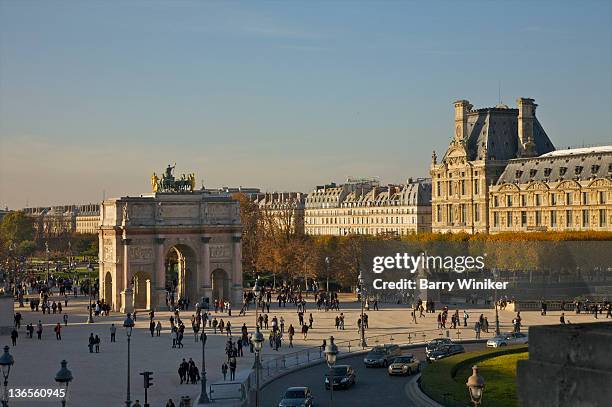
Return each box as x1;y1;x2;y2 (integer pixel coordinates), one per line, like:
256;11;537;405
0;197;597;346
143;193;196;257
466;365;485;407
87;263;95;323
325;257;330;293
54;360;73;407
492;268;500;336
196;332;210;404
357;272;367;349
252;327;264;407
324;336;338;407
45;241;50;287
252;277;262;367
123;313;135;407
0;346;14;407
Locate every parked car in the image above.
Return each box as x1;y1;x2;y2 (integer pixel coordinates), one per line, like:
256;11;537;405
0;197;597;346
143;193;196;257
426;344;465;362
363;344;402;367
425;338;454;357
486;332;528;348
278;387;314;407
387;354;420;376
324;365;356;389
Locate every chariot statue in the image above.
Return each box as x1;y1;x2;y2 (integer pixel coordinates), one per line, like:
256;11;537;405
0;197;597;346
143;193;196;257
151;164;196;193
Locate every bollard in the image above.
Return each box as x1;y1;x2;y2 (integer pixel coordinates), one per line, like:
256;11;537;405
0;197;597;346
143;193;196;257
446;330;449;338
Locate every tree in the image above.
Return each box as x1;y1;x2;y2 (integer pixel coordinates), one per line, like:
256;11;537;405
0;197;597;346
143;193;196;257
0;211;34;245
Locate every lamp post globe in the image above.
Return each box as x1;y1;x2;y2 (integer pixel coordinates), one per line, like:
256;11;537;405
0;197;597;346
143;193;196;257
466;365;485;407
0;346;14;407
55;360;73;407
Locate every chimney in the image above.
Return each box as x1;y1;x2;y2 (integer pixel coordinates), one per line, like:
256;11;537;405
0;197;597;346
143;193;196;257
453;99;472;142
517;97;537;157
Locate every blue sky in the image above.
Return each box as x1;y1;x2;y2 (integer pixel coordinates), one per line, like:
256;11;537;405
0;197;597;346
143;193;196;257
1;0;611;208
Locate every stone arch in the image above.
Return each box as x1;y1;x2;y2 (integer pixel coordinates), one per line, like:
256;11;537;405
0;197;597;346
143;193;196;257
133;271;152;309
104;272;113;308
164;244;198;306
211;268;230;301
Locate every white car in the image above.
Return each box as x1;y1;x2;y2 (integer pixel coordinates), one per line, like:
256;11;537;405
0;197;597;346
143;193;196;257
486;332;528;348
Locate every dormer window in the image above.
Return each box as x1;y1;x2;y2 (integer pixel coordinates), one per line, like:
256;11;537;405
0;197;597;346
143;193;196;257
559;167;567;176
544;168;552;177
530;169;537;178
575;166;583;175
591;165;600;174
515;170;523;178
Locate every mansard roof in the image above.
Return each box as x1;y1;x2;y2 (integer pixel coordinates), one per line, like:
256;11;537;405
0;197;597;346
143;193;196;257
496;145;612;184
463;107;554;161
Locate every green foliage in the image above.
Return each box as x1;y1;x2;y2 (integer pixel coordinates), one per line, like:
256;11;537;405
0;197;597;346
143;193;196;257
420;345;528;407
0;211;34;245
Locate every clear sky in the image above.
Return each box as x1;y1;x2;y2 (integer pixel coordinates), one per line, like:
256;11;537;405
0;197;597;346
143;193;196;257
1;0;611;209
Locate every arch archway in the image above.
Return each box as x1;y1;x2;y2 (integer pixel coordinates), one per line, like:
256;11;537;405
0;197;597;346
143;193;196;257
211;268;230;301
104;272;113;308
133;271;152;309
165;244;197;306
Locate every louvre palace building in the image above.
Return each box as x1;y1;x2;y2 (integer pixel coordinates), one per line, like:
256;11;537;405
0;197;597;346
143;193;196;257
431;97;611;233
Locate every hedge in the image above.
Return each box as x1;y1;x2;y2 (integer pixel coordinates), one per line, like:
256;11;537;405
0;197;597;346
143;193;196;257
420;345;528;407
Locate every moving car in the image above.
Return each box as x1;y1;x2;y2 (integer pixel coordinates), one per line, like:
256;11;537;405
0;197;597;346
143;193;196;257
387;354;420;376
486;332;528;348
324;365;356;390
425;338;454;357
363;344;402;367
426;344;465;362
278;387;314;407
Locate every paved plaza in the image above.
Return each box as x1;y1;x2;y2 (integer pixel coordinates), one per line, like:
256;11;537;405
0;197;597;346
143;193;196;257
2;292;607;406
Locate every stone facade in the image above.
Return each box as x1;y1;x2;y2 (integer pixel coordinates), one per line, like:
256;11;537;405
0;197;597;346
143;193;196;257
98;191;242;312
431;98;555;233
305;178;432;236
251;192;305;235
490;146;612;232
23;204;101;235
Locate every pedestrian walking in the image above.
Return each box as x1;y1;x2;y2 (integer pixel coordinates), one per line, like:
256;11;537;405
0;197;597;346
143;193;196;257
156;321;162;336
54;323;62;340
63;314;68;326
229;356;237;380
88;333;95;353
10;328;18;346
36;321;43;340
221;362;228;381
110;323;116;342
95;335;100;353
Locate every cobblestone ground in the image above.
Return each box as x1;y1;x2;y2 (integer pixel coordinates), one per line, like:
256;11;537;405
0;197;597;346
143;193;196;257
3;292;606;406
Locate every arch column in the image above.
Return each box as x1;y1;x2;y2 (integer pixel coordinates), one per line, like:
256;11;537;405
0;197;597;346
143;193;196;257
200;236;212;303
120;237;134;314
154;238;166;310
231;235;243;304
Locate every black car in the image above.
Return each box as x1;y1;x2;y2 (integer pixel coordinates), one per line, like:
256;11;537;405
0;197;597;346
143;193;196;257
425;338;454;357
426;344;465;362
324;365;356;389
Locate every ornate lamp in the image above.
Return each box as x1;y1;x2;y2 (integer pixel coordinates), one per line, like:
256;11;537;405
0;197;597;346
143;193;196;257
466;365;485;406
55;360;73;407
0;346;14;407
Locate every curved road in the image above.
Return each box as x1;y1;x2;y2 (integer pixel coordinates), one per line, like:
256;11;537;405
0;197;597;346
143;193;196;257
260;343;484;407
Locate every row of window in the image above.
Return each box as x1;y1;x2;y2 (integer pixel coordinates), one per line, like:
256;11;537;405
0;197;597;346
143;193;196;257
435;204;481;224
436;178;481;197
306;207;424;216
493;191;607;207
492;209;607;228
305;216;426;225
306;227;423;236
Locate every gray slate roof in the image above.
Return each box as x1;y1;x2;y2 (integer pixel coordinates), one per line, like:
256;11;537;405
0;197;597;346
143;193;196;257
496;146;612;184
464;108;555;161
